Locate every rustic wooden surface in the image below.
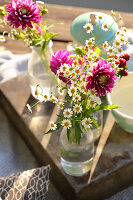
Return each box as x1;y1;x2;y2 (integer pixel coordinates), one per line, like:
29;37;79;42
1;1;133;200
1;73;133;200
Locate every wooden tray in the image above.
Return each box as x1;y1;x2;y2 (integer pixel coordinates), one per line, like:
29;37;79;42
0;73;133;200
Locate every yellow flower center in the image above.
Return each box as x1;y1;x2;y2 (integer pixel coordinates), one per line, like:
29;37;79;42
71;88;75;94
90;100;95;106
115;41;120;46
66;111;70;115
35;90;38;96
86;26;91;30
85;120;90;125
44;95;48;99
62;66;67;71
64;122;69;127
76;107;80;111
104;24;108;29
51;123;54;127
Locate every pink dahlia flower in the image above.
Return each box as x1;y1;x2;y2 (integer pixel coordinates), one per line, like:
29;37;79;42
86;59;117;96
6;0;41;30
50;50;73;84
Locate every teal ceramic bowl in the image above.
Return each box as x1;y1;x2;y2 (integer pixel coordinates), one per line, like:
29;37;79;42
71;12;118;45
107;72;133;133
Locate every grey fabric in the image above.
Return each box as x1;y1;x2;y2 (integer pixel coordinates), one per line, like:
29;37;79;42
0;107;64;200
0;166;50;200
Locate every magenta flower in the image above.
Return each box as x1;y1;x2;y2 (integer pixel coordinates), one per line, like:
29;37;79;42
6;0;41;30
86;59;117;96
50;50;73;83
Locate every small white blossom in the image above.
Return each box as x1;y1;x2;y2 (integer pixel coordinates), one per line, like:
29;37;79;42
73;94;81;102
113;40;122;48
83;23;93;34
81;117;92;128
73;104;82;114
102;23;109;31
103;41;108;49
63;108;73;118
57;101;64;109
0;36;6;42
50;95;58;103
88;98;96;107
58;87;64;95
106;46;115;55
26;104;32;113
49;121;57;130
68;86;77;96
61;119;72;129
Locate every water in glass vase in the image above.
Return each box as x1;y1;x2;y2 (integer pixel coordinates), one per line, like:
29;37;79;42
60;127;94;176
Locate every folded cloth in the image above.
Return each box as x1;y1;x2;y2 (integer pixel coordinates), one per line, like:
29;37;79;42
0;51;31;83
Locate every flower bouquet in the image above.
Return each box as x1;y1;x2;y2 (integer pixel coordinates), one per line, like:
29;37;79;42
26;11;130;176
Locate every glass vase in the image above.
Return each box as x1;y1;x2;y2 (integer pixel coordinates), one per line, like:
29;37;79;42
60;126;94;176
28;40;57;99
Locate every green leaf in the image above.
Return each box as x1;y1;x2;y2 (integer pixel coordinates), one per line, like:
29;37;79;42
75;47;86;57
93;101;119;111
90;116;99;128
102;104;120;110
75;122;82;144
67;128;70;141
124;65;128;70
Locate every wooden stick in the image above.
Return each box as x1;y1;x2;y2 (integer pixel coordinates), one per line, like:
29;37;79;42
88;112;115;184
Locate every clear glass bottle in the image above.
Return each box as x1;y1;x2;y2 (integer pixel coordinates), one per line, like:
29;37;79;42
28;40;57;99
60;127;94;176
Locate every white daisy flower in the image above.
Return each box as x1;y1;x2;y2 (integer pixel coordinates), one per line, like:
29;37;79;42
121;27;127;32
106;46;115;55
60;64;69;73
73;94;81;102
26;104;32;113
80;75;86;82
102;23;109;31
43;94;49;102
0;36;6;42
88;98;96;107
98;15;103;20
64;70;70;76
49;121;57;130
81;117;92;128
61;119;72;129
83;23;94;34
79;84;86;93
113;40;122;48
89;89;96;96
71;71;76;77
58;87;64;95
68;86;77;96
71;77;77;83
50;95;58;103
57;101;64;109
73;104;82;114
68;66;73;74
103;41;108;49
74;67;80;74
63;108;73;118
85;38;95;46
117;47;123;54
87;56;93;63
111;61;117;69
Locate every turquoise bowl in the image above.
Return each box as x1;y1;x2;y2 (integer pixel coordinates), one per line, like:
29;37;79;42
107;72;133;133
71;12;118;45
